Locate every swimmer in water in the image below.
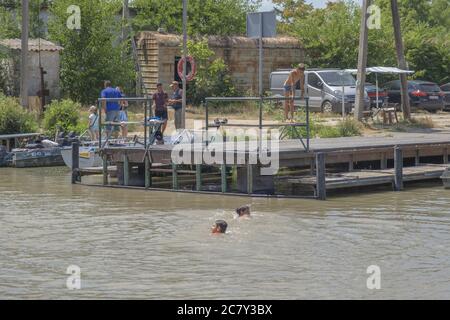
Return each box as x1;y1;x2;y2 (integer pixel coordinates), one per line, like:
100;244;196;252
236;206;251;218
211;220;228;234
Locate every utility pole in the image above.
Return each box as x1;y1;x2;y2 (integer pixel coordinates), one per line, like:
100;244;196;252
391;0;411;120
181;0;187;129
354;0;371;121
122;0;129;45
20;0;29;108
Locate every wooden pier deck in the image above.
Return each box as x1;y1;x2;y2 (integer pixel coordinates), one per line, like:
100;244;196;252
74;132;450;200
102;132;450;167
287;164;447;190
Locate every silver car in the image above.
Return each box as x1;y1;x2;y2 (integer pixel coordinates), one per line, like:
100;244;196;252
270;69;370;113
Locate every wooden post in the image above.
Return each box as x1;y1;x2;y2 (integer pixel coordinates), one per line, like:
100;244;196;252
71;142;79;184
316;153;326;200
20;0;29;108
172;164;178;190
394;146;403;191
121;0;129;44
348;155;354;172
391;0;411;120
102;154;108;186
123;154;129;186
246;163;253;195
381;153;388;169
354;0;371;121
444;148;448;164
221;164;227;193
310;158;315;175
145;155;152;189
415;149;420;166
196;164;202;191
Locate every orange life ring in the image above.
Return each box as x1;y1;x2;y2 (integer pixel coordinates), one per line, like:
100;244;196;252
177;56;196;82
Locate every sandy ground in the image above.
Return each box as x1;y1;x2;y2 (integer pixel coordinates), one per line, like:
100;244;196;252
126;107;450;139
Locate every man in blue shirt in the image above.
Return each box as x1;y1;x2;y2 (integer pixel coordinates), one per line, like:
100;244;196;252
101;80;122;137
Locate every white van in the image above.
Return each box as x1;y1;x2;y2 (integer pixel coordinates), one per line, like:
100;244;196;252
270;69;370;113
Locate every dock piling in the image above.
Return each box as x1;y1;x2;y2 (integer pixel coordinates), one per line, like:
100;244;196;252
172;164;178;190
145;155;152;189
123;154;130;186
246;164;253;195
102;154;108;185
394;146;403;191
196;164;202;191
316;152;326;200
221;164;227;193
71;142;80;184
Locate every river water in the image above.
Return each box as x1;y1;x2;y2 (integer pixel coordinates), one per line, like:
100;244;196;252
0;167;449;299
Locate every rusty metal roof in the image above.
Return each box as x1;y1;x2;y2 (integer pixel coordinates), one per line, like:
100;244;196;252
0;38;63;52
136;32;301;49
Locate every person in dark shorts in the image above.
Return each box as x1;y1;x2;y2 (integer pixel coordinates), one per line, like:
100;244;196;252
101;80;122;138
152;83;169;133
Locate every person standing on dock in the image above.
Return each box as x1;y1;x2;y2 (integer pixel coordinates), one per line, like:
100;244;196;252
283;63;305;122
168;81;183;130
88;106;99;141
101;80;122;138
152;83;169;134
117;86;129;139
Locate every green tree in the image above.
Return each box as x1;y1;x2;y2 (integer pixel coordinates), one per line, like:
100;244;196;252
132;0;261;36
0;4;20;39
185;40;238;104
48;0;135;105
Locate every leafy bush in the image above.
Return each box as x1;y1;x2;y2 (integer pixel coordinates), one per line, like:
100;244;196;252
186;40;239;105
43;99;82;137
0;94;38;135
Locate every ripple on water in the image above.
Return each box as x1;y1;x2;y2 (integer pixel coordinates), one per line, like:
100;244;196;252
1;168;450;299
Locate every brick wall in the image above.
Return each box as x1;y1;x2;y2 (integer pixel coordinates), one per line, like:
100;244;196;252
136;32;304;95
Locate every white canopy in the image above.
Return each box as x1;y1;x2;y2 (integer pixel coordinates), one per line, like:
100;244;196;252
344;67;415;74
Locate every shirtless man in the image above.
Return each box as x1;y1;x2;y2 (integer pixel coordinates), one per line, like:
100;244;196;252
284;63;305;121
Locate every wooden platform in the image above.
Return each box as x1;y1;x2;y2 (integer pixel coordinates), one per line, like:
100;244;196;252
102;132;450;167
288;164;448;190
79;166;117;176
74;133;450;200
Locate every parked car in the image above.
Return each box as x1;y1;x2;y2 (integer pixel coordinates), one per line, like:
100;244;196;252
383;80;444;112
440;83;450;110
365;82;388;108
270;69;370;113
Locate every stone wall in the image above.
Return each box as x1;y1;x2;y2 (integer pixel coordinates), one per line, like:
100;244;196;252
136;32;304;95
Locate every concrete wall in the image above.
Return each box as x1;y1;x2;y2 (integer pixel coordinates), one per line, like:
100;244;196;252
27;51;61;100
136;32;304;95
0;50;61;101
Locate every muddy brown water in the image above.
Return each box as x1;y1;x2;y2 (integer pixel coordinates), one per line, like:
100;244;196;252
1;167;449;299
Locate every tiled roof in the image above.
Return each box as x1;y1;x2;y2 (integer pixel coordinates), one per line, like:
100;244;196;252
0;38;64;52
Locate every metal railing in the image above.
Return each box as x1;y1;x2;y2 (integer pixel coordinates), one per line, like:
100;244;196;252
204;96;310;151
97;96;155;149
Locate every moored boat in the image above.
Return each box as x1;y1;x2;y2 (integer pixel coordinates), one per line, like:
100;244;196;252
61;145;103;169
12;147;65;168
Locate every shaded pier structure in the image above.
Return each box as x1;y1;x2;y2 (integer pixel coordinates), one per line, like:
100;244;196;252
76;132;450;200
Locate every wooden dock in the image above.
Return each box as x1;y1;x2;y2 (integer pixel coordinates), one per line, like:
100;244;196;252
73;132;450;200
287;164;447;191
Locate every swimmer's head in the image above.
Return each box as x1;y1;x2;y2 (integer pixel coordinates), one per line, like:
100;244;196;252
236;206;251;217
211;220;228;234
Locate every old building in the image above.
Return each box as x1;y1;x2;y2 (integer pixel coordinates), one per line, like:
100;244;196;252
135;31;303;94
0;38;63;104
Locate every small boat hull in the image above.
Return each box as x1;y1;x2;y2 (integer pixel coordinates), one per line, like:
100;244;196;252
61;146;102;169
12;148;65;168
